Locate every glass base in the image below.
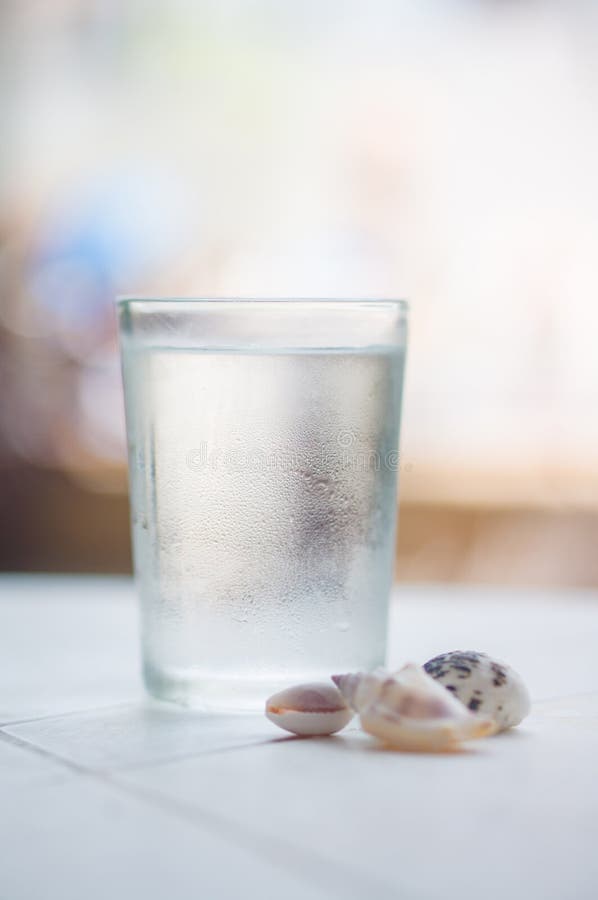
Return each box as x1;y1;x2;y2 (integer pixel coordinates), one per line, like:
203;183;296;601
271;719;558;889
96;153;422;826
143;662;340;712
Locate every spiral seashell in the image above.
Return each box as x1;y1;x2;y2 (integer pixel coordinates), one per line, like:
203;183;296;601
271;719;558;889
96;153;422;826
332;664;495;752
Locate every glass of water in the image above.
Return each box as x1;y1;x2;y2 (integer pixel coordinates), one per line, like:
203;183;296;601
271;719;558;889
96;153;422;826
118;298;408;710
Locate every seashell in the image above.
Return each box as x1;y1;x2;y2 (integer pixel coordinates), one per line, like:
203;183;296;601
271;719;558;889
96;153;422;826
332;664;495;751
265;682;354;736
423;650;530;731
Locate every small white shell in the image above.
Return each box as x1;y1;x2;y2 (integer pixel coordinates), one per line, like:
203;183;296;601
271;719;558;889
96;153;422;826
423;651;531;731
332;664;495;751
265;682;354;736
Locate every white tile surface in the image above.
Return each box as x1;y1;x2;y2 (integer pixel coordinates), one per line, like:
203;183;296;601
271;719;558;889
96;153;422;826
117;697;598;900
2;576;598;900
0;750;333;900
5;704;279;771
0;576;140;723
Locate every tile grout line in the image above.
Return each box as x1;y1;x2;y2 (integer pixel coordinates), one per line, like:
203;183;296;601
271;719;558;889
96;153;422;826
0;728;91;776
0;702;293;773
0;700;141;730
0;728;405;900
109;735;290;773
0;720;286;774
102;774;407;900
3;688;596;732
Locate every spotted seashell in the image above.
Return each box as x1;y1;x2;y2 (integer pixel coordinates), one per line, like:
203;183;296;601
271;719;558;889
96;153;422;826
424;651;530;731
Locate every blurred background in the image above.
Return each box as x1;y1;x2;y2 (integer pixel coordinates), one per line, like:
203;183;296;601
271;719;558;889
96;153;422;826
1;0;598;586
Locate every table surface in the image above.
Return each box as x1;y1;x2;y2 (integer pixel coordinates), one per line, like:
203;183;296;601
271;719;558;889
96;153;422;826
1;576;597;900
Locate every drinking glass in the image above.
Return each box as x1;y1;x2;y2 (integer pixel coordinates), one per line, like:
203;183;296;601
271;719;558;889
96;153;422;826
118;298;408;710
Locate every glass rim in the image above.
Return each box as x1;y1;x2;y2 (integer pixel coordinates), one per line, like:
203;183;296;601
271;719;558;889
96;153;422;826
116;295;408;311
